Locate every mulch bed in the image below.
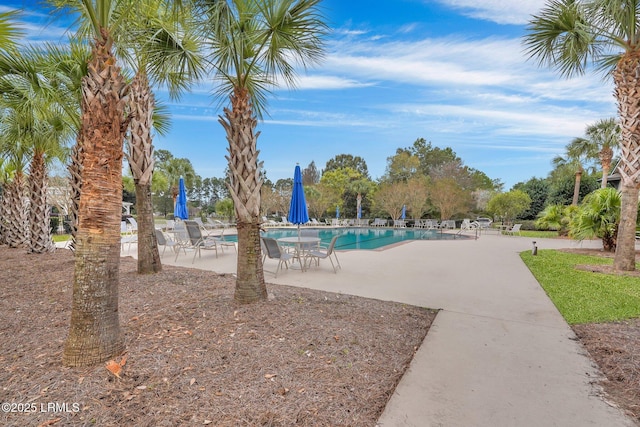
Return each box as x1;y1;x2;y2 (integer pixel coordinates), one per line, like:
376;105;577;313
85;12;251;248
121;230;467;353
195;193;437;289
0;247;435;427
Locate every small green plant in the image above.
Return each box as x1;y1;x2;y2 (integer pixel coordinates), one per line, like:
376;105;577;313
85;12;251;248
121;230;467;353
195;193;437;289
569;187;620;252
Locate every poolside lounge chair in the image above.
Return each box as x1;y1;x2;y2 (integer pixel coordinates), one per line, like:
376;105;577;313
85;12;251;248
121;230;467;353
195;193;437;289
262;216;278;227
504;223;522;236
307;235;341;273
126;217;138;233
460;219;478;231
211;227;237;253
120;221;137;252
182;220;220;263
261;237;293;277
155;229;181;256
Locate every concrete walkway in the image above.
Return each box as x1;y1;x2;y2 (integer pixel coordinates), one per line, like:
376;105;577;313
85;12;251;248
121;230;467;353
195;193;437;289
123;231;636;427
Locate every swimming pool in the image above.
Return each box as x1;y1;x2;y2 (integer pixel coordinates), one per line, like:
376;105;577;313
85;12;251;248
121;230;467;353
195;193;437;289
225;227;469;250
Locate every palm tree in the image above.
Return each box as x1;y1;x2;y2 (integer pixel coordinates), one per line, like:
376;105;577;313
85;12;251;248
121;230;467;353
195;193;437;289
0;137;29;249
553;137;594;206
525;0;640;271
52;0;133;367
0;45;82;253
586;118;620;188
570;187;620;251
199;0;327;303
158;156;198;209
115;1;204;273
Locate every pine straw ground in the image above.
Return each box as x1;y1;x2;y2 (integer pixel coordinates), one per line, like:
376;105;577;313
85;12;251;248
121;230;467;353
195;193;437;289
0;247;435;427
2;248;639;426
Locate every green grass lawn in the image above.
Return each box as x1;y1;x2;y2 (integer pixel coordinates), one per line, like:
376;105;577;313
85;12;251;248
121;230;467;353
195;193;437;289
53;234;70;242
521;250;640;324
517;230;559;238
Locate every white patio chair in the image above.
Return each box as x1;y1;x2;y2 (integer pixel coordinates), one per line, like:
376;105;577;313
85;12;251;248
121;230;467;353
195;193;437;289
504;223;522;236
120;221;137;252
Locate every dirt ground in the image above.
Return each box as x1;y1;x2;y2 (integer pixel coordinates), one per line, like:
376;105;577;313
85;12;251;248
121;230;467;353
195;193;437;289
0;247;435;427
1;246;639;426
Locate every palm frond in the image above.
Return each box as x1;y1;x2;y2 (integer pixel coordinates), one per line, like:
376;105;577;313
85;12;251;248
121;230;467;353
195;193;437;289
0;10;24;50
524;0;596;77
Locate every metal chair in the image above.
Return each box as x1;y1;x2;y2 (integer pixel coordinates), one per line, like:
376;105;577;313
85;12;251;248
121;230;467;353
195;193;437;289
261;237;293;277
307;235;341;273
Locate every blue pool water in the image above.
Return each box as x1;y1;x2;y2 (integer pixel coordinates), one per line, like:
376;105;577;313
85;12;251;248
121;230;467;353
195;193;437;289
225;227;468;250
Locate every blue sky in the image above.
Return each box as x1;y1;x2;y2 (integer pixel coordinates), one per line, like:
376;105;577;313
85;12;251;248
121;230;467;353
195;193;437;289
5;0;617;189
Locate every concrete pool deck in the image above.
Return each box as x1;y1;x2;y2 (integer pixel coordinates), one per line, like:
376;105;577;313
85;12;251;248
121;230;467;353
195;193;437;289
121;230;636;427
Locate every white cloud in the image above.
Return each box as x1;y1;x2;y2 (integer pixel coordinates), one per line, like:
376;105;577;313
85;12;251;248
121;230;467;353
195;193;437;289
289;75;374;90
434;0;547;25
324;34;615;105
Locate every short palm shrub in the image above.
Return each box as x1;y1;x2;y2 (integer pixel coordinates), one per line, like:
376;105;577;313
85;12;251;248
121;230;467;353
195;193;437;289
570;188;620;251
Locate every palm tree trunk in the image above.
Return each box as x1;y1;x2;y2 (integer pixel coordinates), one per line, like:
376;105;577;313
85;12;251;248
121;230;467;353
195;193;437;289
127;71;161;273
219;88;266;303
5;173;29;248
612;53;640;271
599;147;613;188
135;182;161;272
571;170;582;206
67;138;84;251
28;151;55;253
0;189;6;245
614;184;638;270
63;32;128;367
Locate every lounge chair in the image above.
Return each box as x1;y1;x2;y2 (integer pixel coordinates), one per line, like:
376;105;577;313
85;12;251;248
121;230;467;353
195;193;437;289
126;217;138;233
155;229;181;256
210;227;237;253
281;216;293;226
120;221;137;252
262;216;278;227
504;223;522;236
261;237;293;277
183;220;220;263
460;219;478;231
393;219;406;228
307;235;341;273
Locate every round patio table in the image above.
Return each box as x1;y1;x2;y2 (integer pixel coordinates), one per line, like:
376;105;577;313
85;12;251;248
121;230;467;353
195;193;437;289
277;236;321;271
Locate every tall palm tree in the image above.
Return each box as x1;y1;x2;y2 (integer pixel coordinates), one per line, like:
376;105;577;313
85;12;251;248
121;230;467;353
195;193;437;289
555;135;596;206
0;126;30;249
52;0;133;367
0;44;81;253
115;1;204;273
586;118;620;188
525;0;640;271
199;0;327;303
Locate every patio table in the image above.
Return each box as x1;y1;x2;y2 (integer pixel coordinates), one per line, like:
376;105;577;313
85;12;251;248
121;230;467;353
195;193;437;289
277;236;320;271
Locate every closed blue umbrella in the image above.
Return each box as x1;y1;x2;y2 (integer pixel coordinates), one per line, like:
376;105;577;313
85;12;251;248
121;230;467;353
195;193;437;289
336;206;340;219
357;204;362;219
287;165;309;237
401;204;406;220
174;176;189;220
